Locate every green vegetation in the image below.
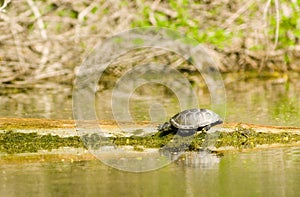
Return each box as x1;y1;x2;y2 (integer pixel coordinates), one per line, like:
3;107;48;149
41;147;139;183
1;128;299;154
131;0;300;66
0;131;83;154
215;128;300;149
113;128;300;151
269;1;300;48
132;0;235;49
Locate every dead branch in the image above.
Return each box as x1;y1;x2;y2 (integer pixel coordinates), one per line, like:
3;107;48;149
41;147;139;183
26;0;50;75
0;0;11;12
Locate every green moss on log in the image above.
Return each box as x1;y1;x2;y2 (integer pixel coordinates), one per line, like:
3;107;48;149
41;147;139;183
0;128;299;154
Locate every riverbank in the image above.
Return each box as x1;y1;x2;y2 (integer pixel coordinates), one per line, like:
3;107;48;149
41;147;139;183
1;0;299;85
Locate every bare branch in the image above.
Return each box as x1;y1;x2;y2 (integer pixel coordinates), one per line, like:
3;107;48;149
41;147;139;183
222;0;255;29
0;0;11;13
273;0;280;50
26;0;50;73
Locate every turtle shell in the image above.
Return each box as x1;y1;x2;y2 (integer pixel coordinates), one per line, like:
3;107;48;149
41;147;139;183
170;108;222;130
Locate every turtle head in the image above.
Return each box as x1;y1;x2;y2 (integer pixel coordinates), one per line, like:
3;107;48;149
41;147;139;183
158;122;171;131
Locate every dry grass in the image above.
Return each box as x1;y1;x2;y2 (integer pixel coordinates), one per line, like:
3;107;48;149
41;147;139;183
0;0;138;84
0;0;299;85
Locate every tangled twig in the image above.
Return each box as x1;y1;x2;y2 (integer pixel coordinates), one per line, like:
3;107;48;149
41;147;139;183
0;0;11;13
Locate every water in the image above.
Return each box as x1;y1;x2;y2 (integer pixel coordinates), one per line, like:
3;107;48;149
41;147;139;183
0;84;72;119
0;73;299;126
0;73;300;196
224;73;300;127
0;147;299;196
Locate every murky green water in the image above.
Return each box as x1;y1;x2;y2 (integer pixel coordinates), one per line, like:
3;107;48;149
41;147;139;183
0;84;72;119
1;147;299;196
0;73;300;196
1;73;299;126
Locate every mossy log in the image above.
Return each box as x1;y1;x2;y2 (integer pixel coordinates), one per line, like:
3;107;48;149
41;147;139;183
0;118;299;154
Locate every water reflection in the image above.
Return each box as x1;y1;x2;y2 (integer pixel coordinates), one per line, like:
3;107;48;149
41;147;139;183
0;147;299;196
176;150;222;169
0;73;299;126
0;85;72;119
224;74;300;126
80;131;221;172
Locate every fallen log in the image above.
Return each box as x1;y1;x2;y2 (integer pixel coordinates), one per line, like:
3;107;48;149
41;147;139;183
0;118;299;156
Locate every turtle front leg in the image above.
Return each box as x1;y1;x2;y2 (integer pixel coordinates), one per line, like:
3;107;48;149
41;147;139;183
201;125;211;132
158;122;171;131
204;125;211;131
157;122;174;136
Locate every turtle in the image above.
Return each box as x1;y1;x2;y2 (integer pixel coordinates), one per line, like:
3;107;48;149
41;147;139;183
158;108;223;136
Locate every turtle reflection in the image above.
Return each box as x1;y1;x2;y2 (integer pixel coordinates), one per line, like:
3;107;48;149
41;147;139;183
82;133;102;150
176;150;223;169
